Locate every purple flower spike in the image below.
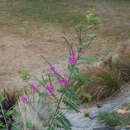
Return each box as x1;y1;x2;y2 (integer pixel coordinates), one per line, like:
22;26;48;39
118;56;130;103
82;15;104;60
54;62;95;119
29;83;41;94
50;65;67;87
45;84;55;96
69;56;77;65
50;65;61;76
60;77;68;86
50;65;55;72
21;96;29;104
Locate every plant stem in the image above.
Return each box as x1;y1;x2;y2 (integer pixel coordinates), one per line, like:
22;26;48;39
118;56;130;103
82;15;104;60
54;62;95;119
0;103;9;129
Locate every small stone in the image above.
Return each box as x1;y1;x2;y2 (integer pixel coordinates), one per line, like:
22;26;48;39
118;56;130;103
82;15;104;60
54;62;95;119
84;112;90;117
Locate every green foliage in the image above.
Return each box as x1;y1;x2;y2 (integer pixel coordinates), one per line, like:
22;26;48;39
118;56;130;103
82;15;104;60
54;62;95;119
98;102;130;128
86;6;102;24
99;71;122;91
26;120;32;128
79;93;92;102
21;69;30;81
0;94;16;129
73;75;91;83
80;56;99;62
55;112;72;130
98;112;120;127
68;64;79;75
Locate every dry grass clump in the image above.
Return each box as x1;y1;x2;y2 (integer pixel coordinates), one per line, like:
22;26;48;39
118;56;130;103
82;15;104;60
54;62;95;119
76;67;122;102
113;52;130;82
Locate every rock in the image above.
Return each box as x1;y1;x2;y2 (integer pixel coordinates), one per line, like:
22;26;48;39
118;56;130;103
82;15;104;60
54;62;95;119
93;127;114;130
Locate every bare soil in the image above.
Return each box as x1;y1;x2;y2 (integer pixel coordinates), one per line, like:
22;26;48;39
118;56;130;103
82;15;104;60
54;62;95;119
0;0;130;90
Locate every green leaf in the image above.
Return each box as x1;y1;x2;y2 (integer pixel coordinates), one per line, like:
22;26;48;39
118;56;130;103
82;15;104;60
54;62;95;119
68;64;79;75
26;120;32;128
94;17;102;24
56;113;72;130
80;56;99;62
0;96;5;103
64;89;82;104
48;108;53;113
80;93;92;101
86;24;94;30
13;121;23;126
15;109;21;116
77;44;87;52
74;24;84;29
59;113;72;128
63;100;80;112
88;40;98;44
22;69;30;81
74;75;91;83
12;127;22;130
6;110;14;117
57;88;65;93
39;79;48;86
87;33;97;37
0;122;4;127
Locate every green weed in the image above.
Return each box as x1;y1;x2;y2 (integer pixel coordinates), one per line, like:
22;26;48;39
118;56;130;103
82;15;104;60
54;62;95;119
98;102;130;128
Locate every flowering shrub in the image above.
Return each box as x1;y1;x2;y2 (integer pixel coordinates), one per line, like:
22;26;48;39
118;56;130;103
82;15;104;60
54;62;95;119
14;7;101;130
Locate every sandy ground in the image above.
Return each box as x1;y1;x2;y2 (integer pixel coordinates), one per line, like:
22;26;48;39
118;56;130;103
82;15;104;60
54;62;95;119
0;26;68;88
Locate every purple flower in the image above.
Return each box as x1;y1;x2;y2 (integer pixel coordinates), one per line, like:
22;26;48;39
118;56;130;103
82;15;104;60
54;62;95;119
21;96;29;104
29;83;41;93
59;77;68;86
50;65;68;86
45;84;55;96
69;56;77;65
50;65;55;72
50;65;60;76
80;50;86;55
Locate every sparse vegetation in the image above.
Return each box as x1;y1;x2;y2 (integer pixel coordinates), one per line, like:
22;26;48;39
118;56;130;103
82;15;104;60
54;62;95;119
98;101;130;128
0;0;130;129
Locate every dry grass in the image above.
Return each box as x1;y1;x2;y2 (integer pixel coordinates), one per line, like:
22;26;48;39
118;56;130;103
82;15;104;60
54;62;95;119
113;52;130;82
76;67;122;102
0;0;130;38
